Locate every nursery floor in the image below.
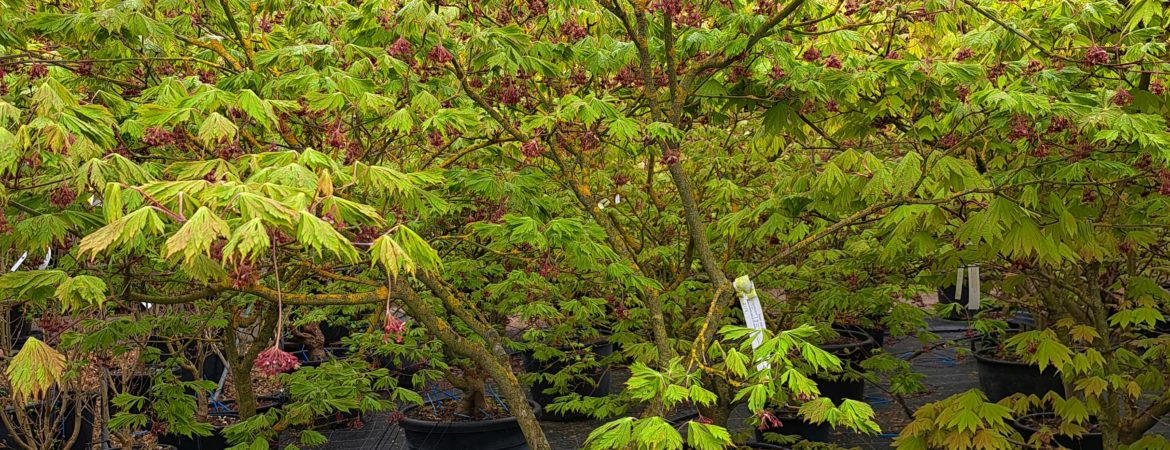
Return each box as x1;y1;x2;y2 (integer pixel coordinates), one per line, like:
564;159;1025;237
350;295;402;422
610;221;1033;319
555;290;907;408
309;319;1170;449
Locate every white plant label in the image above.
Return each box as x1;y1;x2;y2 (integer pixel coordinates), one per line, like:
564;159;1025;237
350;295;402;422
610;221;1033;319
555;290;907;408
734;275;770;370
9;252;28;272
953;265;981;310
9;249;52;272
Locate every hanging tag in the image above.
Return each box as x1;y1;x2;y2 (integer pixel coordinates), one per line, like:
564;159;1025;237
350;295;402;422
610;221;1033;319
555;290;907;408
734;275;770;371
966;265;981;310
954;267;965;302
9;252;28;272
38;248;52;270
614;194;621;204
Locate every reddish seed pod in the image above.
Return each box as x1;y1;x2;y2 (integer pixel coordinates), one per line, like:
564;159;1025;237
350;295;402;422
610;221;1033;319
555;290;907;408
28;63;47;79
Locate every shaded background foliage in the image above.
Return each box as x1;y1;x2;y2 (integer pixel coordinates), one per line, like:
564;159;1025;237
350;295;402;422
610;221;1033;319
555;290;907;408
2;0;1170;449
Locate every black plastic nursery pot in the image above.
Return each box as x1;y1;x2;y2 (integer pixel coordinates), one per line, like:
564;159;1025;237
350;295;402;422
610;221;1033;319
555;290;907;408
157;413;238;450
1011;412;1102;450
214;395;287;415
4;306;31;342
819;328;875;364
973;344;1064;402
754;409;832;443
809;374;865;404
398;400;541;450
837;324;884;350
745;443;789;449
809;328;873;403
283;342;349;368
0;396;96;450
110;365;184;401
522;335;614;421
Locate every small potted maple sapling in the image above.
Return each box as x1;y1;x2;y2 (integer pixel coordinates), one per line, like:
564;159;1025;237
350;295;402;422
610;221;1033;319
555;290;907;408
1;324;96;450
752;326;876;445
585;324;880;450
483;264;618;421
518;303;616;422
960;293;1064;403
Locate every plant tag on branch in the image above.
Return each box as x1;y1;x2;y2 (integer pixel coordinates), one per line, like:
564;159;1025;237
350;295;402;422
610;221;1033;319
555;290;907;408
734;275;770;371
954;265;981;310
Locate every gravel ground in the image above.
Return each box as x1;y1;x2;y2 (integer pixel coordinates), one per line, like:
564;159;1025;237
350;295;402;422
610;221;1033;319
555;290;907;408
312;318;1170;449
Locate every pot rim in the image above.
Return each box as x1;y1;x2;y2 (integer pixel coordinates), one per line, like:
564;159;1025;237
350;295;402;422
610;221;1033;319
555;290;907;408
1012;411;1101;436
397;398;541;430
818;328;875;353
972;343;1046;368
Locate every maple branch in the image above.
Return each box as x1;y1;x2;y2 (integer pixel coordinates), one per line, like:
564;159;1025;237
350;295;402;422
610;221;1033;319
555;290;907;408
684;0;808;89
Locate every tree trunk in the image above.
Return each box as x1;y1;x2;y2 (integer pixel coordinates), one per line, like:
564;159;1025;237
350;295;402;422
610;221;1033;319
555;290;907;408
697;373;734;426
459;375;488;417
297;322;328;361
396;284;552;450
223;324;258;418
223;302;279;419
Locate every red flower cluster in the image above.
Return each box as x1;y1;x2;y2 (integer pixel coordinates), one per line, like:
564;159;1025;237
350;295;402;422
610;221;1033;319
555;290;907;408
50;183;77;207
561;21;588;42
383;314;407;344
521;139;544;158
428;45;453;65
802;47;821;62
1083;46;1109;67
256;346;300;376
757;409;783;431
661;148;680;165
1112;88;1133;106
1152;79;1167;96
389;37;413;57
